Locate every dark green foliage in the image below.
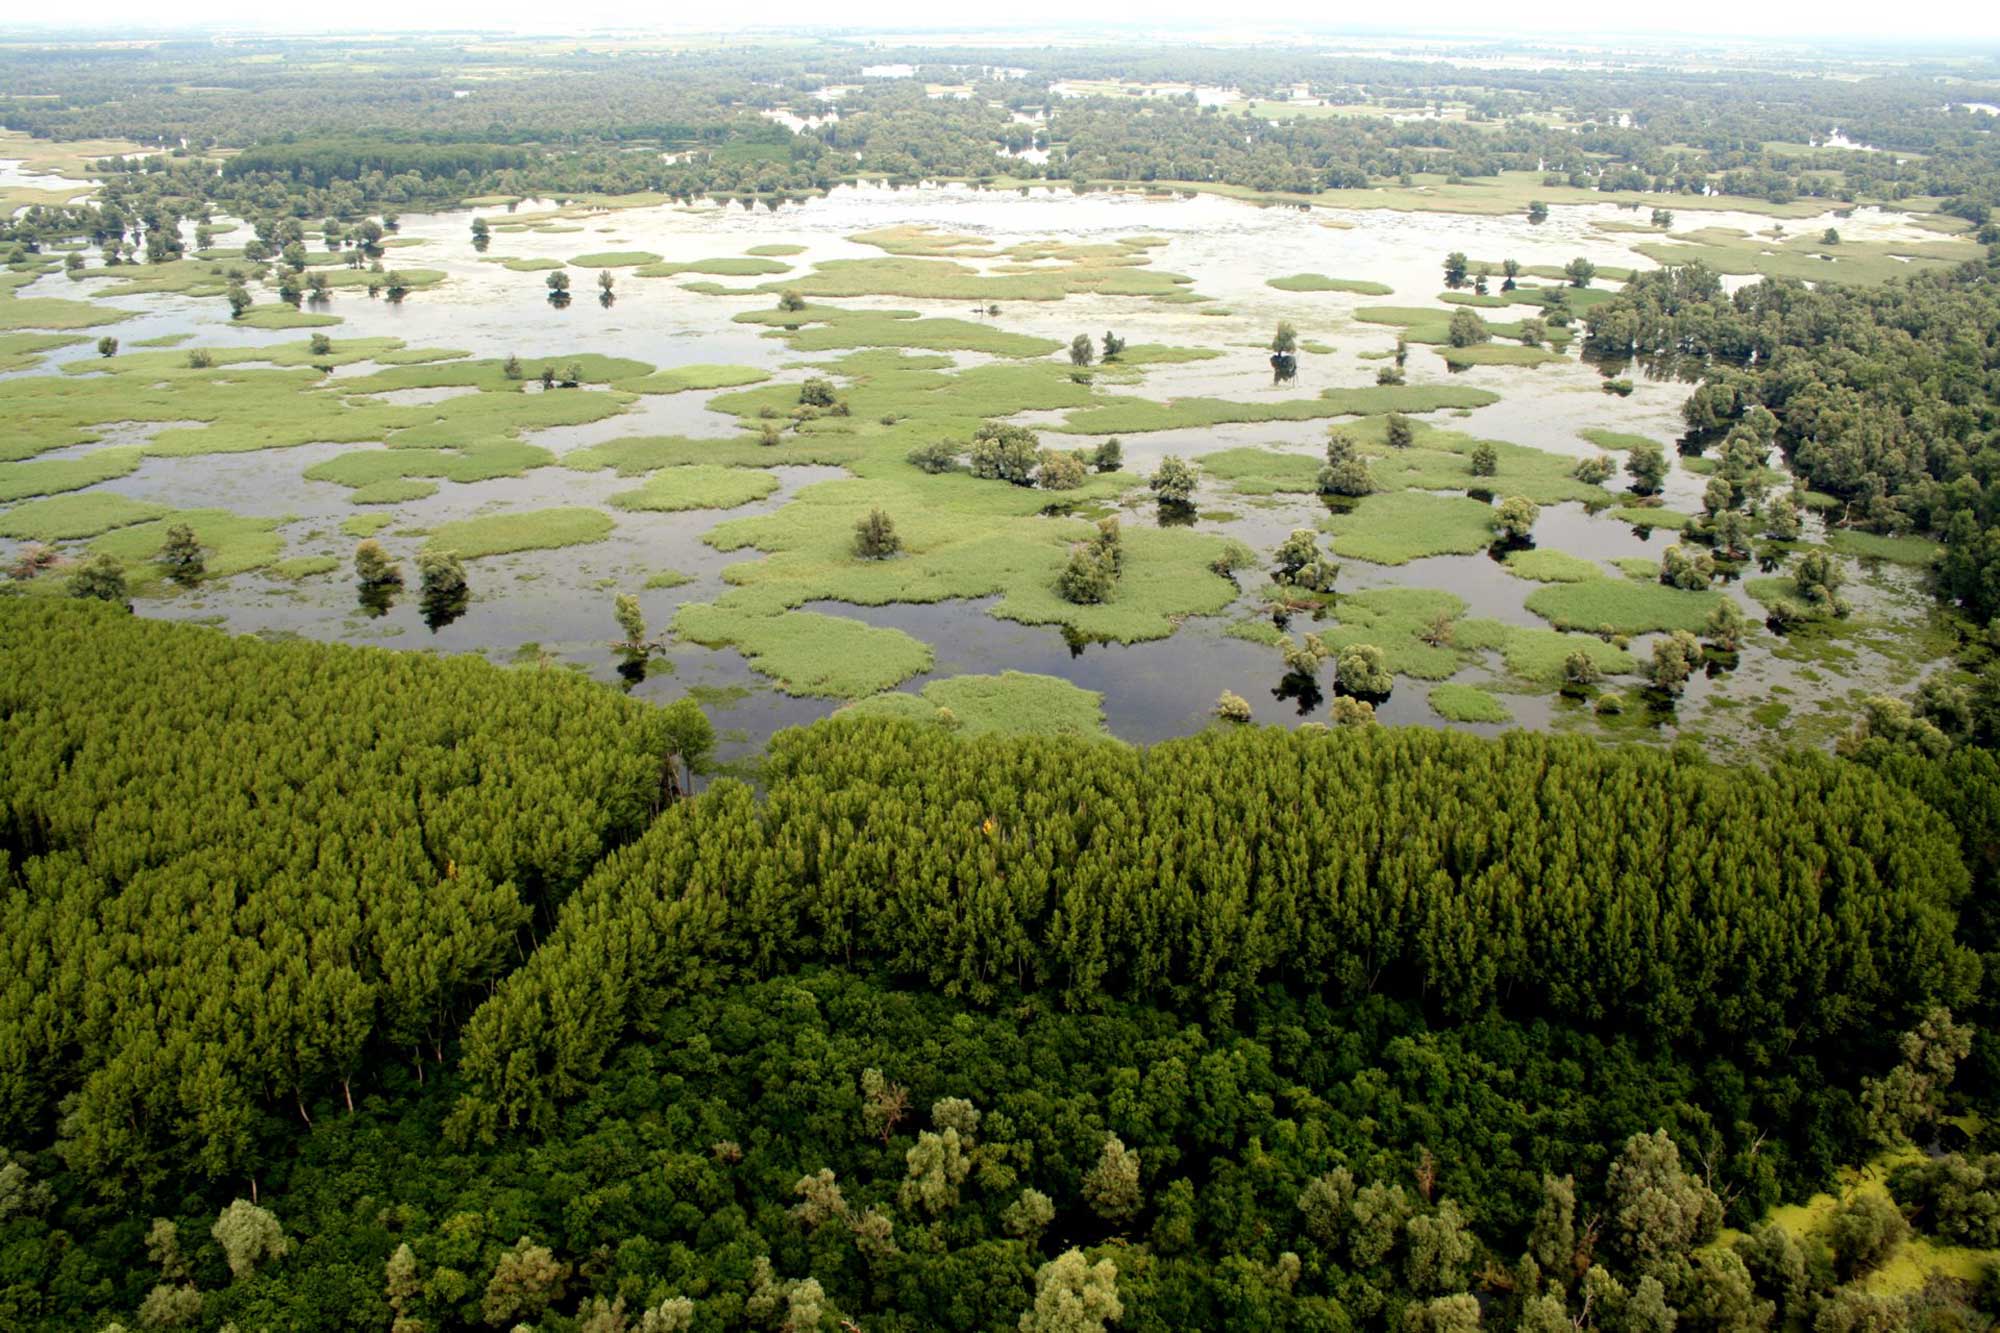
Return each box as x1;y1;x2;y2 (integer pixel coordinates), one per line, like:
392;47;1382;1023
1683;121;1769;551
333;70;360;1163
66;552;129;607
157;523;205;585
1584;256;2000;622
452;717;1974;1141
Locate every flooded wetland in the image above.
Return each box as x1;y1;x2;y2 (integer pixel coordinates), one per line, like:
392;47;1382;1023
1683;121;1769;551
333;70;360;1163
0;175;1968;761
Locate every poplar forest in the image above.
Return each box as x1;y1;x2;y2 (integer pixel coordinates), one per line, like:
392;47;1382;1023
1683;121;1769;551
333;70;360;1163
5;22;2000;1333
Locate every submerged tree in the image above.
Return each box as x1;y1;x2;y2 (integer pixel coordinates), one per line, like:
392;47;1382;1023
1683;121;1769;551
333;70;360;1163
1149;455;1200;510
1318;430;1373;497
418;550;469;631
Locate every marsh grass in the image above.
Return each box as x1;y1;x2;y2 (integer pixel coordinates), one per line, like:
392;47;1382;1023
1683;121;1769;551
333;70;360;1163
1267;273;1394;295
609;465;781;512
0;491;167;540
1428;683;1515;723
1320;491;1497;565
0;445;143;502
423;507;615;559
841;670;1115;740
1524;578;1722;634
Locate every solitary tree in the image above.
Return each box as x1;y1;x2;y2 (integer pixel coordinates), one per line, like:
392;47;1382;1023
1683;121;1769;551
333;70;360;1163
1100;330;1125;361
1564;257;1597;288
1447;307;1490;348
1469;442;1498;478
226;283;252;319
96;336;118;357
1270;321;1298;356
158;524;205;585
853;509;902;560
470;217;490;250
1442;252;1470;288
1527;200;1549;224
778;289;807;312
1094;438;1123;473
1385;413;1414;448
1069;334;1096;368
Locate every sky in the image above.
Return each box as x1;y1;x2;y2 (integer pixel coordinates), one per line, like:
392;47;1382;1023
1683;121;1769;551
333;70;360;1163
8;9;2000;44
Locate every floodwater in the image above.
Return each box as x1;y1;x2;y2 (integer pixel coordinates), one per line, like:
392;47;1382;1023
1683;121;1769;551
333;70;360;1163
2;181;1940;760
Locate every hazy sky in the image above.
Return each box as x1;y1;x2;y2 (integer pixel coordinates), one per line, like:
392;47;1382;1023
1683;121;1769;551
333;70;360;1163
11;9;2000;43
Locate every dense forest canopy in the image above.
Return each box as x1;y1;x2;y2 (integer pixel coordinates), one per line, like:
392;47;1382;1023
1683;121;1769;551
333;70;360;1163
3;600;1999;1330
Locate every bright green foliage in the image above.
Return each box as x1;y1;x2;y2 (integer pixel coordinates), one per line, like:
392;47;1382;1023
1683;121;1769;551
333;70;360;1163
1149;455;1200;508
1317;429;1373;498
1627;442;1668;495
0;600;705;1188
1493;496;1539;543
853;508;902;560
1335;643;1394;697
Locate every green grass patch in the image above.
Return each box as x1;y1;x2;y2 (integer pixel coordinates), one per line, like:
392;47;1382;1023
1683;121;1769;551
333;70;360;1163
1824;530;1941;565
1058;385;1497;435
609;465;781;512
1524;579;1722;634
1428;684;1514;723
746;244;807;257
1200;446;1322;495
0;491;167;540
0;297;131;331
0;332;86;373
349;479;438;504
265;555;340;580
0;446;142;502
565;434;864;473
423;507;614;559
842;670;1114;741
235;306;341;330
1434;344;1567;368
495;257;567;272
612;364;770;395
1581;428;1661;452
1608;506;1694;530
91;508;285;586
1503;548;1605;582
644;569;694;589
1455;620;1638;684
569;251;663;267
1267;273;1394;295
674;603;936;699
638;256;792;278
340;513;395;537
1321;491;1498;565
